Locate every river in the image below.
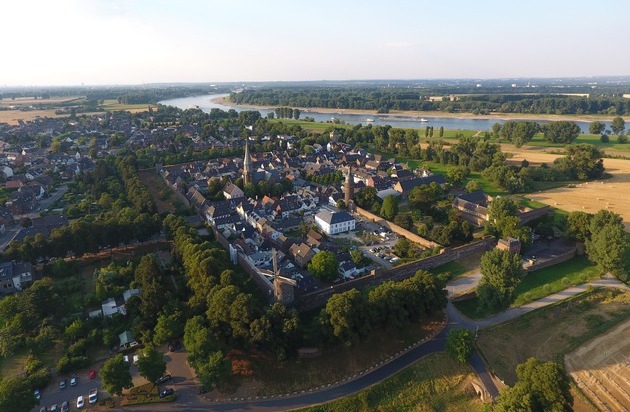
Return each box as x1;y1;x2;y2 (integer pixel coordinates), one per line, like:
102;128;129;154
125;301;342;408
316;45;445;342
159;94;603;133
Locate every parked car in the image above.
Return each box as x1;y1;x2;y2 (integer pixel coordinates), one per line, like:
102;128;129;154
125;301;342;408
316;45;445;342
61;401;69;412
50;405;58;412
59;379;66;390
159;388;175;398
88;370;96;379
70;374;77;386
156;374;172;385
34;389;41;400
77;395;84;409
88;388;98;404
39;407;47;412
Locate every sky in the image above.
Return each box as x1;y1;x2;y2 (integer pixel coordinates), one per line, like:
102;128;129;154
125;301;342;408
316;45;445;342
2;0;629;86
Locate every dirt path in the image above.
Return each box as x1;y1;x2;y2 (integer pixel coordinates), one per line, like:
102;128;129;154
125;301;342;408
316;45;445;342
565;319;630;412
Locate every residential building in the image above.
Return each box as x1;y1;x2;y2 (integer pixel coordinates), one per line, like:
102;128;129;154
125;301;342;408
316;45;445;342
314;209;356;235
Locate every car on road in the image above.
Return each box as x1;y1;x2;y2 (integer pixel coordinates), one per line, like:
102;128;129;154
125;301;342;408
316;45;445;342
59;379;66;390
70;374;77;386
88;388;98;404
159;388;175;398
50;405;58;412
34;389;41;400
77;395;84;408
61;401;69;412
156;374;172;385
88;370;96;379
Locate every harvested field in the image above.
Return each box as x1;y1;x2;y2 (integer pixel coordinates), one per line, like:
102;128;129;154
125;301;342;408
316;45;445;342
506;147;630;230
565;319;630;412
0;109;69;124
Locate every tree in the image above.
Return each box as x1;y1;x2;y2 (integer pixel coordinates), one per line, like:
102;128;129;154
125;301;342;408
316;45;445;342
589;121;605;135
350;249;370;268
494;358;572;412
380;194;399;221
543;121;580;144
478;249;524;311
446;165;470;186
100;354;133;397
136;346;166;386
446;328;474;363
153;310;185;345
501;121;539;147
323;289;371;345
197;351;232;392
0;376;38;412
488;197;519;222
439;126;444;137
565;211;591;242
336;199;346;210
394;212;413;230
308;251;339;282
554;144;604;181
293;108;301;120
586;223;626;275
465;180;481;193
611;116;625;135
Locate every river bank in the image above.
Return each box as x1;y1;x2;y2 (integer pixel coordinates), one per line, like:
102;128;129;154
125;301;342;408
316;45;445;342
212;95;628;123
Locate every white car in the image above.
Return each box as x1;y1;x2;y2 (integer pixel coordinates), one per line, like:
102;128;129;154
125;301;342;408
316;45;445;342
88;388;98;404
77;395;84;409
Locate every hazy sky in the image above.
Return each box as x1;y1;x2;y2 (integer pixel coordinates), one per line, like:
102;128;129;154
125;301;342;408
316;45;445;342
3;0;629;86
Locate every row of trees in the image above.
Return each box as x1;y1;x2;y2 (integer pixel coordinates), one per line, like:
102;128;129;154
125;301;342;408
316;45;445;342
230;88;630;115
273;107;301;119
3;208;161;261
317;270;447;346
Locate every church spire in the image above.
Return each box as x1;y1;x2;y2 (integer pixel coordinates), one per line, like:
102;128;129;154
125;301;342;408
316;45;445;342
243;138;252;185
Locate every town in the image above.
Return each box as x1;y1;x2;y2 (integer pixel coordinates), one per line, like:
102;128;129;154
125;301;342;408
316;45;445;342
0;94;627;412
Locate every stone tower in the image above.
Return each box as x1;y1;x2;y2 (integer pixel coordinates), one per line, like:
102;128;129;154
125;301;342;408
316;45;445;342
344;165;354;207
243;139;252;185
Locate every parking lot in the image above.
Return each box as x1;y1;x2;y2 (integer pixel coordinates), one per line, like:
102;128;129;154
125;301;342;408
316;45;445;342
33;367;104;412
32;344;197;412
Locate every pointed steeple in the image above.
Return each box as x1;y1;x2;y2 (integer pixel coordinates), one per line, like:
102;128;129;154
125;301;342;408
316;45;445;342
345;165;354;206
243;138;252;185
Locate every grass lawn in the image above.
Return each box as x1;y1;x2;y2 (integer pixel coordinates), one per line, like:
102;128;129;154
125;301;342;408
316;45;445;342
269;118;353;132
477;288;630;385
429;260;467;280
454;256;600;319
295;353;485;412
101;99;157;112
527;133;630;155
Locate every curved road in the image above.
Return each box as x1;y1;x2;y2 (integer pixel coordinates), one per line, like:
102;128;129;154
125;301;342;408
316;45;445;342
111;276;629;412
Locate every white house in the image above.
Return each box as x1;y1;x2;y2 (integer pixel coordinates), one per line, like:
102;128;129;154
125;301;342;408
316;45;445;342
338;261;357;279
314;209;356;235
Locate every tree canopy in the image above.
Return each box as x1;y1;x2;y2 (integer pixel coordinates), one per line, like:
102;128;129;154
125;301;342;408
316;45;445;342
446;328;474;363
478;249;524;311
100;354;133;397
494;358;573;412
308;251;339;282
136;346;166;386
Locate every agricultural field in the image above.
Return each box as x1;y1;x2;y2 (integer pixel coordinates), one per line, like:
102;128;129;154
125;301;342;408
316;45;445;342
565;319;630;412
0;108;67;124
296;353;485;412
506;148;630;230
